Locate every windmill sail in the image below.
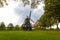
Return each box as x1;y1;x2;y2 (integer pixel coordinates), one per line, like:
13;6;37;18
29;11;32;19
31;19;35;23
22;10;35;31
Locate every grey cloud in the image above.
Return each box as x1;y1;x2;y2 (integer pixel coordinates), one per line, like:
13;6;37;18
14;2;44;24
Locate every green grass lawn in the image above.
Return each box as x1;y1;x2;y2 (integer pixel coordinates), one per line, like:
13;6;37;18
0;31;60;40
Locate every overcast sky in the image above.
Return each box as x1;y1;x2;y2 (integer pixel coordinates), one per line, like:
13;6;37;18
0;0;44;26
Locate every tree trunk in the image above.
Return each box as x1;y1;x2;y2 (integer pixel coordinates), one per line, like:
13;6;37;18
57;19;59;30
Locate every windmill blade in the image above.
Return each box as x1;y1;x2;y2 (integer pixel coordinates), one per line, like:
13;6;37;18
29;11;31;18
30;19;35;23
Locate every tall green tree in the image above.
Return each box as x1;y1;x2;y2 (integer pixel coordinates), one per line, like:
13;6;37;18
7;23;14;30
14;25;20;30
38;11;57;29
39;0;60;29
39;13;49;28
44;0;60;29
0;22;6;30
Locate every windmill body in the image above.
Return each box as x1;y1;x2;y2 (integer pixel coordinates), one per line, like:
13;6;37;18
22;11;32;31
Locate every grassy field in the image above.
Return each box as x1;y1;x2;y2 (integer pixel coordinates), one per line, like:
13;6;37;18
0;31;60;40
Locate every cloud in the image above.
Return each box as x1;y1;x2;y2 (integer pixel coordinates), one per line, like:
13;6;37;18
0;1;44;26
0;1;19;26
14;1;44;24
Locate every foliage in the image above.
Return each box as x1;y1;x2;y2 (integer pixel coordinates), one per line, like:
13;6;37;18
33;22;40;29
44;0;60;17
14;25;20;30
0;22;6;30
7;23;14;30
0;0;8;7
38;0;60;29
39;13;56;28
0;0;41;9
22;0;41;9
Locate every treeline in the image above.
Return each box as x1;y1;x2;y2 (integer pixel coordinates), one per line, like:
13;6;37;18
38;0;60;29
0;22;21;31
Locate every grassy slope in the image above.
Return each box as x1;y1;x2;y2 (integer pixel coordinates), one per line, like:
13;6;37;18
0;31;60;40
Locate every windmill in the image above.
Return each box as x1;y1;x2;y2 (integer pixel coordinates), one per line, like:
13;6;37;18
21;11;34;31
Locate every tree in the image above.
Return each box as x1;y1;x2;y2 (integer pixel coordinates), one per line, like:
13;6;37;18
0;0;8;7
22;0;41;9
0;0;41;9
44;0;60;29
38;12;57;29
33;21;40;29
0;22;6;30
7;23;14;30
38;0;60;29
14;25;20;30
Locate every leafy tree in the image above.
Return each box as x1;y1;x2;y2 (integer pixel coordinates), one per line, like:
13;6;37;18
22;0;41;9
39;13;48;27
38;0;60;29
14;25;20;30
7;23;14;30
0;22;6;30
0;0;41;9
0;0;8;7
44;0;60;29
33;21;40;29
38;12;56;29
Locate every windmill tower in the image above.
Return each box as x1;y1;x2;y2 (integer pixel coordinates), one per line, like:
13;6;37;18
22;11;34;31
